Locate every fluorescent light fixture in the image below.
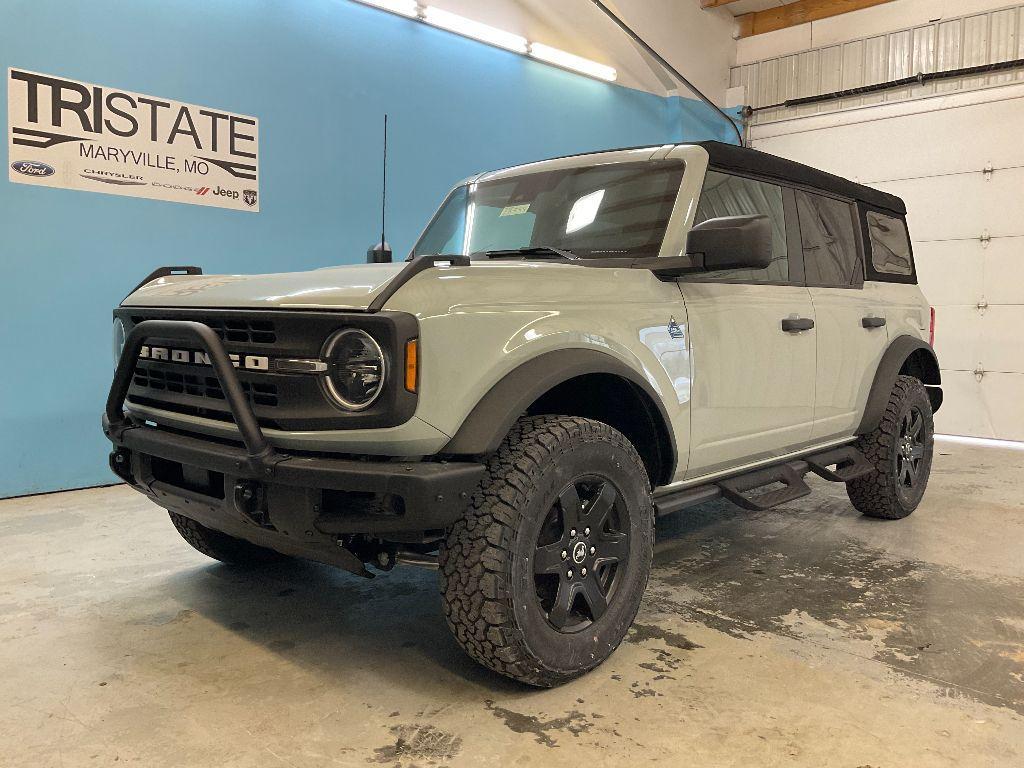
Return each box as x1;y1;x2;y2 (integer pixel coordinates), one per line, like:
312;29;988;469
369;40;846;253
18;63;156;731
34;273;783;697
423;7;528;53
936;434;1024;451
530;42;617;82
566;189;605;234
353;0;418;18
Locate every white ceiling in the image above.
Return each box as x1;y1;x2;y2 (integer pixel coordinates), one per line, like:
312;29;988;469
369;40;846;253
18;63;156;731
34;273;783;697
419;0;738;100
721;0;802;16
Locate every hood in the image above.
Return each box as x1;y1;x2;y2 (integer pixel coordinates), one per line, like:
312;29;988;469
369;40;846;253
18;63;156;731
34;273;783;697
123;262;409;311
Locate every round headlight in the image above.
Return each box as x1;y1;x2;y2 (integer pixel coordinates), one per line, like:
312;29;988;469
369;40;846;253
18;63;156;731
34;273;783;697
112;318;127;366
322;329;386;410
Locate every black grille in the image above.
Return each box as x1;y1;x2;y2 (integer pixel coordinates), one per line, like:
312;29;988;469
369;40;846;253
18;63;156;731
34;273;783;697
133;363;279;407
129;314;277;345
116;307;419;431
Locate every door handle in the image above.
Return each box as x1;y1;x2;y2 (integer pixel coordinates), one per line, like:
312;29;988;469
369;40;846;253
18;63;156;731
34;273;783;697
781;317;815;333
862;316;887;328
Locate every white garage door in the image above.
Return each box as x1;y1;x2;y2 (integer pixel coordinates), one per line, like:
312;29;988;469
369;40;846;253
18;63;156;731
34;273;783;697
750;91;1024;441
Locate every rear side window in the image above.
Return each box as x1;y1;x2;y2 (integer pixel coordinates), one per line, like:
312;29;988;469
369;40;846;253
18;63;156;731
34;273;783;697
693;171;789;283
866;211;913;276
796;191;861;287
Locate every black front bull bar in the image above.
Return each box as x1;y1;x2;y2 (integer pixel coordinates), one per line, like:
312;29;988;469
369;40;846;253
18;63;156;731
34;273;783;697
103;320;485;568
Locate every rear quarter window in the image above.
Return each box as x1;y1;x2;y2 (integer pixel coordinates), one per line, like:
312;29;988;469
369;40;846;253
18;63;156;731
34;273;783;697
796;191;861;287
866;211;914;276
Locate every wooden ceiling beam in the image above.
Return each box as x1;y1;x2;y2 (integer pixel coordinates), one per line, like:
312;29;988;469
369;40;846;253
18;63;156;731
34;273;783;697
736;0;895;38
700;0;743;8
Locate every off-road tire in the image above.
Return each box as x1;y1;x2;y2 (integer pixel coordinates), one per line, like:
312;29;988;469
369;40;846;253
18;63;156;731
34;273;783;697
847;375;934;519
169;512;286;565
438;415;654;687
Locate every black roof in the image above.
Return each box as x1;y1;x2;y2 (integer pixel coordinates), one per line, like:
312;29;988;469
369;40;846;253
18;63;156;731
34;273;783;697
696;141;906;215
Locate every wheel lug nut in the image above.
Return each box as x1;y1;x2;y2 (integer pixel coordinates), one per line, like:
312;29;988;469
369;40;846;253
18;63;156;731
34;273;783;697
581;567;587;576
570;529;577;537
584;527;591;536
590;546;596;555
567;570;573;579
561;550;567;560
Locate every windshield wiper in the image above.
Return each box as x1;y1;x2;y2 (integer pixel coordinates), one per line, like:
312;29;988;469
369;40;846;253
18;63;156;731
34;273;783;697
481;246;580;261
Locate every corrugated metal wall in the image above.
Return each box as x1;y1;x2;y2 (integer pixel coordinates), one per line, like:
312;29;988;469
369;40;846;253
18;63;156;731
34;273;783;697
733;4;1024;124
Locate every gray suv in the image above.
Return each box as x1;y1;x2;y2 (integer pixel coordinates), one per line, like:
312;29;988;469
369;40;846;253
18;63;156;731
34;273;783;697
104;142;941;686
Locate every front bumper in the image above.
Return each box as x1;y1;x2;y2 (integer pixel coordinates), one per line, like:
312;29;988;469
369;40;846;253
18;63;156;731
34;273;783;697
103;319;484;569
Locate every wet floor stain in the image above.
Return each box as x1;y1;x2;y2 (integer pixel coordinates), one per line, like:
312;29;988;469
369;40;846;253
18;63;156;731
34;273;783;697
132;608;195;627
484;700;593;747
370;723;462;765
267;638;296;652
627;622;701;651
649;498;1024;716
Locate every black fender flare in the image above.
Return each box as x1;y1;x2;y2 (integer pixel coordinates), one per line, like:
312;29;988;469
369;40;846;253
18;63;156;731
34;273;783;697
857;335;942;435
442;348;677;483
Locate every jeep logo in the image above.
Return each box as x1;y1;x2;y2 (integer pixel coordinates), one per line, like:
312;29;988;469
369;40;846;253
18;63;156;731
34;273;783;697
212;186;239;200
11;160;55;177
140;346;269;372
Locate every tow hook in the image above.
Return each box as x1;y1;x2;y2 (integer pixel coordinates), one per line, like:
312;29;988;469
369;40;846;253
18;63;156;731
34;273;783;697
233;480;266;524
109;449;134;484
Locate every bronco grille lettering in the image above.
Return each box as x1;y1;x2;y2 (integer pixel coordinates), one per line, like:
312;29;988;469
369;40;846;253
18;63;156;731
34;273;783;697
139;345;270;372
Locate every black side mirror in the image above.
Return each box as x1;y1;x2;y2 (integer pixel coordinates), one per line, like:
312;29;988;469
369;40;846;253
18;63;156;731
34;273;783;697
685;214;772;272
367;241;393;264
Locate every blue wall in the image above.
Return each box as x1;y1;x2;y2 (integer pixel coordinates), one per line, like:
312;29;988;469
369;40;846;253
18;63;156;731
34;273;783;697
0;0;739;498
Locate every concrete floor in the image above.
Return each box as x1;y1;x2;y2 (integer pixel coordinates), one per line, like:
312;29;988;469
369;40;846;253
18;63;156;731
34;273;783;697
2;440;1023;767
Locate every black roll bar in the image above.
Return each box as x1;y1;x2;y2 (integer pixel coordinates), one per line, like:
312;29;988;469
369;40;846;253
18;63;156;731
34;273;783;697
105;320;276;466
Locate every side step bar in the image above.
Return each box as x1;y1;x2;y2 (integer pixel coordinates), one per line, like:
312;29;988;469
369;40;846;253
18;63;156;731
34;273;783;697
717;462;812;511
803;445;873;483
654;444;872;517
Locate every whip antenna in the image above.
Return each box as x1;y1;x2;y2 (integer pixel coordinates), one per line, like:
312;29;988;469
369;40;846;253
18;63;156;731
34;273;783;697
381;113;387;254
367;114;393;263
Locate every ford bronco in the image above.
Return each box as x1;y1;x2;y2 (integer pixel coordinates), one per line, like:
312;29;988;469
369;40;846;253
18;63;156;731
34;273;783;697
104;141;941;686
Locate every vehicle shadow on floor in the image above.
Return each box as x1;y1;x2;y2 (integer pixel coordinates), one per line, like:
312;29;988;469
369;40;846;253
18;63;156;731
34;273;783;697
147;503;735;695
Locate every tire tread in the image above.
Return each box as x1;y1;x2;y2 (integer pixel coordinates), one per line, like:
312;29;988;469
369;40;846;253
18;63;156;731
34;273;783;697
438;415;651;687
847;375;932;520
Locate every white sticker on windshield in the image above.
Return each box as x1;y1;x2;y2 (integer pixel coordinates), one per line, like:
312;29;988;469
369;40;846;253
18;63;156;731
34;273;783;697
566;189;605;234
500;203;531;217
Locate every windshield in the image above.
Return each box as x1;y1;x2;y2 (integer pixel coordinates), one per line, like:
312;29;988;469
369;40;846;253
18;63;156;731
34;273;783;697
411;160;684;259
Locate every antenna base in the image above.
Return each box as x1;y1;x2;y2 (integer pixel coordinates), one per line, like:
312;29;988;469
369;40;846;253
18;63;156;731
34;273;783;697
367;241;393;264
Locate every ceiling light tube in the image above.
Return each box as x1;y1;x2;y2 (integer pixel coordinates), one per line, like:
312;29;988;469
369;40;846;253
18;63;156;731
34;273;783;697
422;7;529;53
353;0;419;18
529;42;617;82
935;434;1024;451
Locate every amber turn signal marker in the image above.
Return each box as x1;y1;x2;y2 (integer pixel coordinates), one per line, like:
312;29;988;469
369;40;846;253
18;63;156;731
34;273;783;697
405;339;418;393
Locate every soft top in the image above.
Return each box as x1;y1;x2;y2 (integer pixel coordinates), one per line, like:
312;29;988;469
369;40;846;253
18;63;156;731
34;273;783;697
696;141;906;215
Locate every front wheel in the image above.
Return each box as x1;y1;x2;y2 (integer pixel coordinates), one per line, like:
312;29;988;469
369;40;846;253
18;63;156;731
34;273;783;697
847;375;934;519
438;416;654;687
169;512;287;565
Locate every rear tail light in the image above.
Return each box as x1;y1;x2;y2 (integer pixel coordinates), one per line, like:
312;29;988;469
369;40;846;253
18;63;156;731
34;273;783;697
929;306;936;347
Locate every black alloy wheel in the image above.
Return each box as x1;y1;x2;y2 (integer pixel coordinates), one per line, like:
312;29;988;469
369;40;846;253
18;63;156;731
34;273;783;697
895;405;927;495
439;415;654;686
532;477;630;633
848;374;934;519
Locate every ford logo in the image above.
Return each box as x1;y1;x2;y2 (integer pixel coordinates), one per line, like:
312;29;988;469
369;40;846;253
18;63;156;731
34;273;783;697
11;160;56;177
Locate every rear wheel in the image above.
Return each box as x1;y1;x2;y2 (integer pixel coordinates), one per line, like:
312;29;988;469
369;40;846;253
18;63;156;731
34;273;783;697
169;512;287;565
438;416;654;687
847;375;934;519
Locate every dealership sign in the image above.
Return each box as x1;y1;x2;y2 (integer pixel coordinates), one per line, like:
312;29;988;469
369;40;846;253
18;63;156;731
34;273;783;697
7;68;259;212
